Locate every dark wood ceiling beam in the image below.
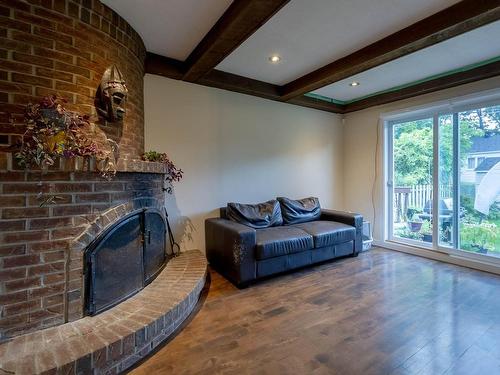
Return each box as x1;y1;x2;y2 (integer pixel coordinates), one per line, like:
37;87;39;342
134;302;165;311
289;96;346;114
198;69;281;100
144;54;500;115
144;53;345;114
343;60;500;113
280;0;500;101
145;52;186;80
199;70;346;112
182;0;290;82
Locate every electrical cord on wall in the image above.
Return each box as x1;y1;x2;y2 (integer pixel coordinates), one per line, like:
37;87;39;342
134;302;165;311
371;119;381;240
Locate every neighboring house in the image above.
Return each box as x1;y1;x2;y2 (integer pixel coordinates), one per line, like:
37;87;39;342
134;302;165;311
474;158;500;214
475;157;500;185
461;134;500;184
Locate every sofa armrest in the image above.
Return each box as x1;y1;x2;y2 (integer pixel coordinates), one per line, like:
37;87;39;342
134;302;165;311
205;218;257;286
320;209;363;254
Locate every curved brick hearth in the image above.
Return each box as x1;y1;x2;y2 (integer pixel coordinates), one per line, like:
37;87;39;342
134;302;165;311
0;250;207;375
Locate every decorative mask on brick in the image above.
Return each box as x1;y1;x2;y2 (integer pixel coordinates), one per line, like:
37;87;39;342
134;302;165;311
96;64;128;122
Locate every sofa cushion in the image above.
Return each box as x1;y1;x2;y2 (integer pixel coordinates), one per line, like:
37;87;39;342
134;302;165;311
257;251;312;278
291;221;355;248
227;200;283;229
255;227;313;260
277;197;321;225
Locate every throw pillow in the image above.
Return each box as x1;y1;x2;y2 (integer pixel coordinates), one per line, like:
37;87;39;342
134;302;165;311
227;199;283;229
277;196;321;224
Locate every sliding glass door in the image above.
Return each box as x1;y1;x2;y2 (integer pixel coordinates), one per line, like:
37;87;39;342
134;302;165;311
389;117;434;246
388;104;500;259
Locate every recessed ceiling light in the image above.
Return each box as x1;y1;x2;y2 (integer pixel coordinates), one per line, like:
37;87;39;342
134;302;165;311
269;55;281;63
349;81;360;87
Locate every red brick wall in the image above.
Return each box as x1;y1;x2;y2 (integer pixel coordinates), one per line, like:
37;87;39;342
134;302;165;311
0;170;165;340
0;0;146;167
0;0;153;341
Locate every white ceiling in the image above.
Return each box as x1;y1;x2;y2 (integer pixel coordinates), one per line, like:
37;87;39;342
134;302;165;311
103;0;499;105
101;0;232;61
312;21;500;102
216;0;460;85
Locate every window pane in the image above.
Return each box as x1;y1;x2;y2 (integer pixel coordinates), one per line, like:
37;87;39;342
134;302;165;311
459;106;500;257
467;157;475;169
392;118;433;245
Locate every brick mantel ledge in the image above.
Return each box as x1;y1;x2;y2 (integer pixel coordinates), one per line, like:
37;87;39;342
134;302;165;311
0;251;207;375
115;159;167;174
2;158;166;174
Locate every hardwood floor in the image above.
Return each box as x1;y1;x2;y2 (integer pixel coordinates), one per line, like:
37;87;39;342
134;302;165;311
129;248;500;375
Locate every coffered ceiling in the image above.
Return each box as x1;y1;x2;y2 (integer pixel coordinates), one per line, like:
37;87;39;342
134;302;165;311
101;0;500;113
217;0;460;85
312;20;500;103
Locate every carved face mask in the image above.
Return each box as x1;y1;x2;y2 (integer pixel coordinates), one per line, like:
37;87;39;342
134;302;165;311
96;65;128;122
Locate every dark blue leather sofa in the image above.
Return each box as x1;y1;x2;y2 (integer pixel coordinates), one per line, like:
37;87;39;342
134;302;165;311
205;204;363;288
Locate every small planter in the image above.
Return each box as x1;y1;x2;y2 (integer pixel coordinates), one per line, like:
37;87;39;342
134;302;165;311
423;234;432;243
476;247;488;254
74;156;84;171
59;157;75;171
87;156;96;171
408;221;423;232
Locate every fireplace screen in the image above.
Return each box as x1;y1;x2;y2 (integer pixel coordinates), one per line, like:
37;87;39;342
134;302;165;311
85;208;167;315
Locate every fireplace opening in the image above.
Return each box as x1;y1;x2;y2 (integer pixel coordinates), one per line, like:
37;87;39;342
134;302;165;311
84;208;168;315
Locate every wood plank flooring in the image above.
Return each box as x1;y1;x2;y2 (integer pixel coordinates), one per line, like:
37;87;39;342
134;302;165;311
129;248;500;375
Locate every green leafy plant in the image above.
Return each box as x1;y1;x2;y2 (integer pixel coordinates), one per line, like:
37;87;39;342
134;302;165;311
410;214;423;223
461;222;498;253
420;220;432;235
16;95;109;172
142;151;183;193
406;207;422;221
395;227;424;241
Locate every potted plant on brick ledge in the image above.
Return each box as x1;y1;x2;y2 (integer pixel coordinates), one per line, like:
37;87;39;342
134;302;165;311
16;95;116;178
142;150;183;194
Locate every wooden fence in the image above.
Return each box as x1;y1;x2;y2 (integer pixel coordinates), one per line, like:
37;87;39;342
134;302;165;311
394;184;453;223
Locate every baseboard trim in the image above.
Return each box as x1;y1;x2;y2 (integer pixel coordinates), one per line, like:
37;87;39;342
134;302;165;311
374;240;500;276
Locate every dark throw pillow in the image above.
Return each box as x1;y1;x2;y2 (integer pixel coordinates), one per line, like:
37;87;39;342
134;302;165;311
277;196;321;225
226;199;283;229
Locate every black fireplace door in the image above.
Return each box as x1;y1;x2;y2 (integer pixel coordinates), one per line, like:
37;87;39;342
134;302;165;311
143;210;167;283
86;209;167;315
88;213;144;314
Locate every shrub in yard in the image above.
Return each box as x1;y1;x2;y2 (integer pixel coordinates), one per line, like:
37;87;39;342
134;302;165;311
461;222;498;253
406;207;423;221
395;227;424;241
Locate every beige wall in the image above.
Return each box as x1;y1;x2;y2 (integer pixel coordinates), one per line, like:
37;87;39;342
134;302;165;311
144;74;344;252
343;76;500;242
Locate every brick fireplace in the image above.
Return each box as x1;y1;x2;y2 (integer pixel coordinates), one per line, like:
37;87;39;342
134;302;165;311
1;168;170;339
0;5;207;369
0;0;150;341
0;2;207;372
